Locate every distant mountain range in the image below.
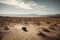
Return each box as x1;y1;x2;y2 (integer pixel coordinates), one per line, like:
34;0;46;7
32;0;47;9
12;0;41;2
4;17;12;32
46;14;60;18
0;14;60;18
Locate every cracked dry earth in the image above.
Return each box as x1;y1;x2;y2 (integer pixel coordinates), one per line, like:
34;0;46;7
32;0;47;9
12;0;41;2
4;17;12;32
0;17;60;40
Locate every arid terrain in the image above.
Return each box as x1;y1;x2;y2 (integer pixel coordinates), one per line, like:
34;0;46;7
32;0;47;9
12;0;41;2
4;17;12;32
0;17;60;40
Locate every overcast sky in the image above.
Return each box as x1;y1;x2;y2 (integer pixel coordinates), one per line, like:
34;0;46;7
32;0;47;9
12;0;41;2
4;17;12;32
0;0;60;16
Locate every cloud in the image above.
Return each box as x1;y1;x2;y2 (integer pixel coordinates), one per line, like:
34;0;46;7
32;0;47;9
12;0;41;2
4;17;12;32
0;0;59;16
27;1;37;6
0;0;51;10
0;0;32;9
0;9;57;16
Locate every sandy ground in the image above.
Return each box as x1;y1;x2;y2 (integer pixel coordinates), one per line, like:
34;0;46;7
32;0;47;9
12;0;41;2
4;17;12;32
0;17;60;40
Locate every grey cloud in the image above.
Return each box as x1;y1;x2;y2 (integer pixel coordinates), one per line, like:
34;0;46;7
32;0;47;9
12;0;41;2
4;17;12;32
0;3;30;12
19;0;60;12
0;0;60;16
